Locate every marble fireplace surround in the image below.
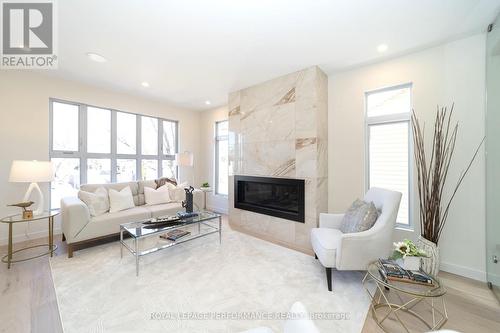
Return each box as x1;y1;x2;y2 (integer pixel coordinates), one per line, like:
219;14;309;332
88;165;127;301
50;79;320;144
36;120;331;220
228;66;328;253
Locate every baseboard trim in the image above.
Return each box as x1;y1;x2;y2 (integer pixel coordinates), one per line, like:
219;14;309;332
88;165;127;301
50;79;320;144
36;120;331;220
0;228;62;246
440;261;487;282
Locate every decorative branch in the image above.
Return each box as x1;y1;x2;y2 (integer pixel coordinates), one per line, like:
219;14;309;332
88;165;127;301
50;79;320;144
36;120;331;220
411;105;483;244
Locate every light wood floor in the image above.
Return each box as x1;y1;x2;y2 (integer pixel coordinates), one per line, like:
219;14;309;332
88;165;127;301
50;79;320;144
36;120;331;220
1;229;499;333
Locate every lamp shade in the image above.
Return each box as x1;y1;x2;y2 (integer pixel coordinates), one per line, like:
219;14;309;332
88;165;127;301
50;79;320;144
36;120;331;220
175;151;193;167
9;160;54;183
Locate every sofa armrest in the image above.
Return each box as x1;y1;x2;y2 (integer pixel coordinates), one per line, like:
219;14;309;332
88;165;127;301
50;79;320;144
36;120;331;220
193;189;204;211
61;196;91;244
319;213;344;229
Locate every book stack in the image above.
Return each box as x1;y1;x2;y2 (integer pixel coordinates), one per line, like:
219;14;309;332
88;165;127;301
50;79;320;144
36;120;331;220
378;259;434;286
160;229;191;241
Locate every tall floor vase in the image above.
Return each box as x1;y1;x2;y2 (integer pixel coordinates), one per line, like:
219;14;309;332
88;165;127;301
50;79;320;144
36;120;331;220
418;236;440;277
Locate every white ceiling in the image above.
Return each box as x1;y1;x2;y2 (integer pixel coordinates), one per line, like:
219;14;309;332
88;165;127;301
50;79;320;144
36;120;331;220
51;0;500;110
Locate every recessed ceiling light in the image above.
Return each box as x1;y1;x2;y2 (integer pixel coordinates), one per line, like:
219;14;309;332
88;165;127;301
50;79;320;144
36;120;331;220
377;44;388;53
87;52;107;63
141;82;150;87
205;100;211;105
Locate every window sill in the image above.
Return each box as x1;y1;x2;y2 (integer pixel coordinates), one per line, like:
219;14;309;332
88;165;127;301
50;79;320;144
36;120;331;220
395;225;414;232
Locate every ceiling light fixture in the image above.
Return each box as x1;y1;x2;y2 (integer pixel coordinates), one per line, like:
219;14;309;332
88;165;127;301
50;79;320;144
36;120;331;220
141;82;150;87
377;44;388;53
87;52;107;63
205;100;211;105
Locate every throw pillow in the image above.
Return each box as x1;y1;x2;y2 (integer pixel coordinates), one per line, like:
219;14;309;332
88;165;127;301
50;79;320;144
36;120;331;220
340;199;379;233
78;187;109;217
166;181;188;202
108;186;135;213
155;177;177;189
144;185;171;205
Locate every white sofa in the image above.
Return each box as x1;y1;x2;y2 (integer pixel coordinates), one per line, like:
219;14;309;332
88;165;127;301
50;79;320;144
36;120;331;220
61;180;203;257
311;187;402;291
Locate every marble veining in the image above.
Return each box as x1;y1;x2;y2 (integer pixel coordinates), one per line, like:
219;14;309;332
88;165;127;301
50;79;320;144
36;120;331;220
296;137;317;149
229;66;328;252
274;87;296;105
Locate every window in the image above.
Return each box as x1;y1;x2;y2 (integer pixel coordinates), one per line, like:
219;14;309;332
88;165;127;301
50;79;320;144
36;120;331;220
366;84;411;226
49;99;178;209
215;120;228;195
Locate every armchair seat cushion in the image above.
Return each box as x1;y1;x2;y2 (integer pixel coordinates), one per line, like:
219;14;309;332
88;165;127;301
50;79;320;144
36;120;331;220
311;228;343;268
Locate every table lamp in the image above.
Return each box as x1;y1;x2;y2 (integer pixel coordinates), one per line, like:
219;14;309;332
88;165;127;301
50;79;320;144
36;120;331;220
9;160;54;216
175;151;194;186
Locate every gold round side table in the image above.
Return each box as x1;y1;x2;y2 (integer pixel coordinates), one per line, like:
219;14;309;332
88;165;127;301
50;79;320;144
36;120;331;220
362;261;448;333
1;210;59;269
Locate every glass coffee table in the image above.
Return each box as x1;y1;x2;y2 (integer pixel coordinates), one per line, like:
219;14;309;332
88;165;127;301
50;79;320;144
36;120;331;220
120;211;221;276
362;261;448;333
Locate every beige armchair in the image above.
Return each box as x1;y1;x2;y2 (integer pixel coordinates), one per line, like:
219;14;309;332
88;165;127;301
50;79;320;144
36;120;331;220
310;187;402;291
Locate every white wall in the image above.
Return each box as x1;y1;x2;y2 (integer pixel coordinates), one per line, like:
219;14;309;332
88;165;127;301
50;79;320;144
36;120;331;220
199;105;229;214
0;71;201;244
328;34;487;281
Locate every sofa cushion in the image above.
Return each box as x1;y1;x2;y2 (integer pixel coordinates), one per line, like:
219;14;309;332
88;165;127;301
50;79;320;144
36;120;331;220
310;228;343;268
138;180;156;206
78;187;109;216
81;181;140;206
167;182;188;202
144;185;172;205
340;199;378;234
78;207;151;240
109;186;135;213
145;202;182;218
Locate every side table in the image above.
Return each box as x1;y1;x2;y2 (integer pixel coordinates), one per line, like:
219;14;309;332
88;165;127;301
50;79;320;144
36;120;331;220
200;187;212;210
1;210;59;269
362;261;448;332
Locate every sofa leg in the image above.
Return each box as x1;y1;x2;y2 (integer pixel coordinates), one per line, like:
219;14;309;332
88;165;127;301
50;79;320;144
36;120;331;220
68;244;73;258
325;267;332;291
62;233;66;242
314;253;318;259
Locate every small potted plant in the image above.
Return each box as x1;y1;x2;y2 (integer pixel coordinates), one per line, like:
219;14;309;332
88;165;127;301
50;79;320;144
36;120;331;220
200;182;211;191
391;239;427;271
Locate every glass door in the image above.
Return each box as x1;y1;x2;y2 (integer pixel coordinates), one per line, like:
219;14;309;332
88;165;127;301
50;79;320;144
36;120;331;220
486;14;500;301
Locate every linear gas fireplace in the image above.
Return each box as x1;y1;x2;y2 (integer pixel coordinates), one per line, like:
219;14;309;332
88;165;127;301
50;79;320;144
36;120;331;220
234;175;305;223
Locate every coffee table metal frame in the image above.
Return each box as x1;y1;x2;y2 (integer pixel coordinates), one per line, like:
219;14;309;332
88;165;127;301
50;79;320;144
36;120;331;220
362;261;448;333
120;211;222;276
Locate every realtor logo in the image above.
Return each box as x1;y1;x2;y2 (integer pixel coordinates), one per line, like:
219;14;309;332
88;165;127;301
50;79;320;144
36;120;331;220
1;0;57;69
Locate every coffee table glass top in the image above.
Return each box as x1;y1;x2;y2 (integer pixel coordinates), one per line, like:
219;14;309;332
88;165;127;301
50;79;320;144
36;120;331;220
121;211;221;238
367;261;446;297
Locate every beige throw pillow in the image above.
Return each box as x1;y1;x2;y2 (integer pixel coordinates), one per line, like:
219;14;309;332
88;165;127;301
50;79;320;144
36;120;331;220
144;184;171;205
166;182;188;202
340;199;379;233
108;186;135;213
78;187;109;217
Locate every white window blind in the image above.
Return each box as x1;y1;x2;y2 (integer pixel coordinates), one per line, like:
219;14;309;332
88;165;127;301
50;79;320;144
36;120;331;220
366;85;411;226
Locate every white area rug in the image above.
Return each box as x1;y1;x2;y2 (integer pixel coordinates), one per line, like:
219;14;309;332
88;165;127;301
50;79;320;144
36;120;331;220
50;224;372;333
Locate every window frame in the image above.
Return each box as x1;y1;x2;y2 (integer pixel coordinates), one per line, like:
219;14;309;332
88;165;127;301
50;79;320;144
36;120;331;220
364;83;413;229
49;98;179;208
214;120;228;196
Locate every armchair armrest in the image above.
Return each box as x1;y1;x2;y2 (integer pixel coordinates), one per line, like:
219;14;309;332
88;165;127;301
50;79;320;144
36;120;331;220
319;213;344;229
60;196;90;244
336;227;393;270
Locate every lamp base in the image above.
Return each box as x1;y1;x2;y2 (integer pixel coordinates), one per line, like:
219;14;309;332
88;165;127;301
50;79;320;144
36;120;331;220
23;182;45;216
